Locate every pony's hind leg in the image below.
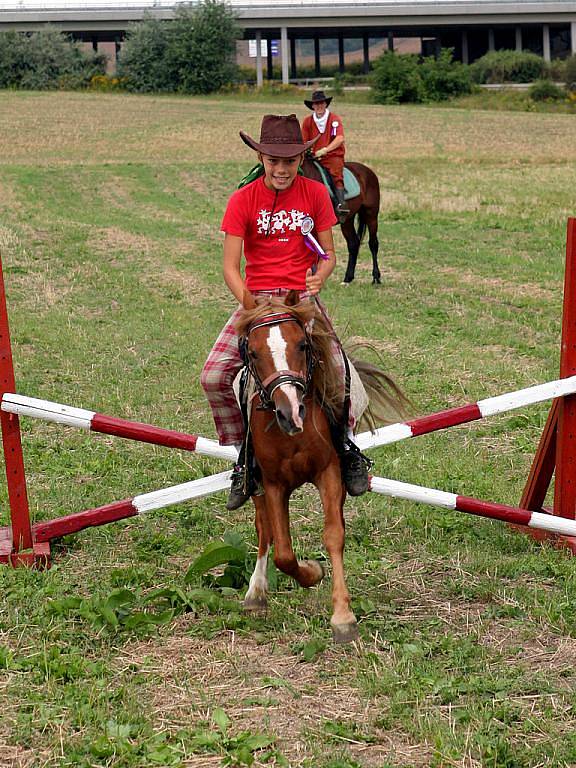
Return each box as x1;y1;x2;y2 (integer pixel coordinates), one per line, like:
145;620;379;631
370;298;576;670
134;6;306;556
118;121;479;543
367;213;381;285
317;465;359;643
265;483;325;588
341;218;360;285
244;495;272;612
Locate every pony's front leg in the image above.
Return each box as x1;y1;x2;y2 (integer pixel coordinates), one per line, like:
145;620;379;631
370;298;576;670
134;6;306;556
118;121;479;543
265;483;324;588
317;464;359;643
244;495;272;612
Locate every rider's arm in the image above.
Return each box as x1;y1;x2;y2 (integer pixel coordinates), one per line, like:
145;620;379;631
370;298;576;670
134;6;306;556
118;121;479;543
306;228;335;296
316;135;344;157
223;234;246;303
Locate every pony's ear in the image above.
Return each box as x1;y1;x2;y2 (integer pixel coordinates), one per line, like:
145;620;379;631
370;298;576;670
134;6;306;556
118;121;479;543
242;290;257;310
285;290;300;307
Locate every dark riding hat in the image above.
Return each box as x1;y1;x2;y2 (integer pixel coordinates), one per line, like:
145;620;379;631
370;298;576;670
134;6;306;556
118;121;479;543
240;114;319;157
304;89;333;109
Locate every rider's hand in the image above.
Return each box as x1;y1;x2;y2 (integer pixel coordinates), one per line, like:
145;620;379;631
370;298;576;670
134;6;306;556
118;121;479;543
306;268;323;296
315;147;328;158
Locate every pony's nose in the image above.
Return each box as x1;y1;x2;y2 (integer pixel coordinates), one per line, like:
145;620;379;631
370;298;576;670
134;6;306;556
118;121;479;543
275;403;305;435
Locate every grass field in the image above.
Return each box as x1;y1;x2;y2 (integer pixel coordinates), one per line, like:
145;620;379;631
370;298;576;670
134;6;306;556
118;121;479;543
2;90;576;767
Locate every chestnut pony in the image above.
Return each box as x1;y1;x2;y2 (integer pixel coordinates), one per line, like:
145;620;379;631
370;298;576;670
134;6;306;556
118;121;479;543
301;156;382;286
236;291;404;643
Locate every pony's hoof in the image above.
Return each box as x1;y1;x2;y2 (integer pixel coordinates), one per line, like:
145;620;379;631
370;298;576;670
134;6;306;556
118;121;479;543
300;559;325;586
340;280;352;287
372;277;381;285
243;595;267;613
331;622;359;644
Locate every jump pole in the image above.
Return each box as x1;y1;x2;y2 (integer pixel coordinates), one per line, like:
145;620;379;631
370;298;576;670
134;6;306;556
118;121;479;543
369;475;576;539
4;374;576;465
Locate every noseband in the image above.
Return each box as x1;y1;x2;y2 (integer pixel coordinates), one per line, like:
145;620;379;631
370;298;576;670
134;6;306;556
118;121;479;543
244;312;315;410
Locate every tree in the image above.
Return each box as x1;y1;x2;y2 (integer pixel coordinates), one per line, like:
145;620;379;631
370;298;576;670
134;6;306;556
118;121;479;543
116;16;175;93
0;27;105;90
118;0;240;94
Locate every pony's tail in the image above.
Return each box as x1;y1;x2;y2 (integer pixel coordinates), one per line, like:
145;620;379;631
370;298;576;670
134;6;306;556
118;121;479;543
355;209;367;244
350;356;411;433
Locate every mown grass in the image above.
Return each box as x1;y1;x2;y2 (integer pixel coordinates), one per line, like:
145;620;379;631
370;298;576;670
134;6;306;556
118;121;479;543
1;90;576;767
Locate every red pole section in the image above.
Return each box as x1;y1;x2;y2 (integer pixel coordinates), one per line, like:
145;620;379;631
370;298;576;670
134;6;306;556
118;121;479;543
33;499;137;543
0;252;32;552
554;218;576;520
91;414;199;451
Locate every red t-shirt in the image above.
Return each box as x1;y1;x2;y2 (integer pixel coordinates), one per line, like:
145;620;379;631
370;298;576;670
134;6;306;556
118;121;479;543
221;175;337;291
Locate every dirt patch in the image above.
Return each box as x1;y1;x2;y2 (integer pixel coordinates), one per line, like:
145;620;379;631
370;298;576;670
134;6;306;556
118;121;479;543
119;628;432;766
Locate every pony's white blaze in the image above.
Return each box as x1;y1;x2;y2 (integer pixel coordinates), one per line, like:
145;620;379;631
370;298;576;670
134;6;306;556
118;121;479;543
245;546;270;600
267;326;303;429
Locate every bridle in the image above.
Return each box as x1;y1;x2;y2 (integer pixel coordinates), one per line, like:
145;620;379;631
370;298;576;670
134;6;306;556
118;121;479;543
243;312;316;410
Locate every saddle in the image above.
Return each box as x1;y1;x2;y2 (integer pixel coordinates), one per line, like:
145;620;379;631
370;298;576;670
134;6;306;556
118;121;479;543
309;160;361;202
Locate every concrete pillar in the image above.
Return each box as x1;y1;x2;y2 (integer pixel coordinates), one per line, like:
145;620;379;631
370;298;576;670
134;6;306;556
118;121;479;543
461;30;469;64
266;38;273;80
543;24;551;62
515;25;522;52
572;21;576;55
314;35;320;76
363;32;370;73
488;28;495;52
338;31;345;74
280;26;289;84
290;37;297;79
256;31;263;88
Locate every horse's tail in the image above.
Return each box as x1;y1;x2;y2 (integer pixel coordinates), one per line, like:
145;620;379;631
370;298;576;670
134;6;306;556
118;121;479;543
349;355;411;433
355;208;367;244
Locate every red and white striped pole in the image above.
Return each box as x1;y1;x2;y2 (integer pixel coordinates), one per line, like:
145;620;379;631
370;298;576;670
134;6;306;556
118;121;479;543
32;470;232;543
1;393;238;461
355;376;576;452
369;475;576;538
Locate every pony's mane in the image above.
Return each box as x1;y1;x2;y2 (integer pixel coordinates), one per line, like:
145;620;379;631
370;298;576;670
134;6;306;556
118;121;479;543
236;298;343;421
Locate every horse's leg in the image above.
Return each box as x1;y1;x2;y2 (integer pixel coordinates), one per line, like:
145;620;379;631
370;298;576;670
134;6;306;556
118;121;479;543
265;483;325;588
367;213;381;285
341;217;360;285
317;464;358;643
244;495;272;612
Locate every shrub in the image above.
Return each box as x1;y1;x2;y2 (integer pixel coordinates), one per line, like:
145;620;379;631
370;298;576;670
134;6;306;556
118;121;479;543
564;54;576;90
371;49;471;104
529;79;565;102
470;50;548;84
419;49;472;100
0;27;105;90
371;52;424;103
118;0;239;94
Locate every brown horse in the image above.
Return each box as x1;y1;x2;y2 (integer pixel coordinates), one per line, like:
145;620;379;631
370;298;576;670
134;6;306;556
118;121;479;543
236;291;405;643
301;156;382;285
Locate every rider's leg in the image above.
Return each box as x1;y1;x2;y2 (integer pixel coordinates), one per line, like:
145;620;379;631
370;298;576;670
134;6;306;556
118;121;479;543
314;300;370;496
200;308;252;509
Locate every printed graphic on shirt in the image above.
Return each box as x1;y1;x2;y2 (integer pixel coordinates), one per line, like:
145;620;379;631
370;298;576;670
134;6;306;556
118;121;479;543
256;208;311;235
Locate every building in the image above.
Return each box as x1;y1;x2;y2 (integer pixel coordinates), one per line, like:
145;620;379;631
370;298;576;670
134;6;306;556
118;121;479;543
1;0;575;78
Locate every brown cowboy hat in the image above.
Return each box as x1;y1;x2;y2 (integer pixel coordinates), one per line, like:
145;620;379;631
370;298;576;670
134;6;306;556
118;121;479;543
240;114;318;157
304;89;333;109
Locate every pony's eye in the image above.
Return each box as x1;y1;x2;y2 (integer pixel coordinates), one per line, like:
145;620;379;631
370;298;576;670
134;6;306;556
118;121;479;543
249;350;258;360
298;341;308;353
